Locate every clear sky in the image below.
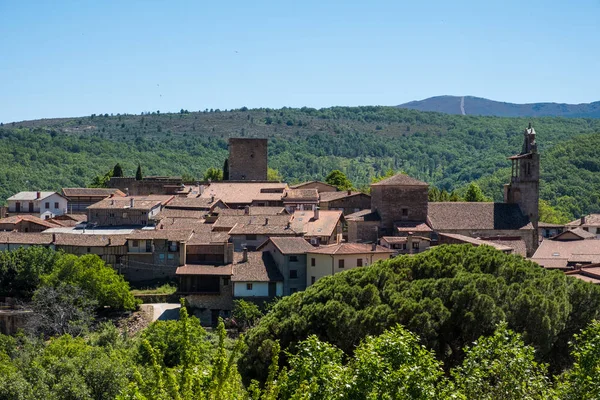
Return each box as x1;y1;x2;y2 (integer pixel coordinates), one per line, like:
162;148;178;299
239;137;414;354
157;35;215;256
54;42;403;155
1;0;598;123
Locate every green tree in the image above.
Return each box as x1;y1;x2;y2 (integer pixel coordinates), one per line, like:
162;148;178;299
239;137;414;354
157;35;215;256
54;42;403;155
136;164;143;181
0;246;60;299
371;169;395;184
464;182;489;202
539;199;570;224
325;170;353;191
267;168;283;182
203;167;223;181
223;158;229;181
112;163;124;177
232;299;263;331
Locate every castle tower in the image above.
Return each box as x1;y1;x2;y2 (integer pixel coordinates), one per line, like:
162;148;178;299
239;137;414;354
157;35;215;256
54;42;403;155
504;123;540;229
228;138;268;181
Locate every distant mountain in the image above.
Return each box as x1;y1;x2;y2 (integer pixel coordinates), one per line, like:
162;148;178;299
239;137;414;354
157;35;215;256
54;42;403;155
398;96;600;118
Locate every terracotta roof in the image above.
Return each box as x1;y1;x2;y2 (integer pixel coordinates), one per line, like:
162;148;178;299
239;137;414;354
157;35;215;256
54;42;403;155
319;191;368;202
126;229;193;242
371;174;428;187
346;209;381;222
438;233;514;252
232;252;284;282
213;215;291;230
7;191;63;201
54;233;127;247
380;236;408;244
531;258;569;269
553;228;597;240
199;182;287;204
532;239;600;267
61;188;126;198
164;197;220;210
396;222;432;233
567;214;600;228
0;215;57;229
0;232;54;245
538;222;566;228
427;202;532;231
87;195;173;211
228;215;297;236
289;210;343;238
157;218;211;231
261;237;315;254
187;231;230;245
217;207;287;216
283;189;319;202
290;181;337;190
176;263;233;276
482;238;528;257
566;265;600;284
307;243;394;255
158;209;207;219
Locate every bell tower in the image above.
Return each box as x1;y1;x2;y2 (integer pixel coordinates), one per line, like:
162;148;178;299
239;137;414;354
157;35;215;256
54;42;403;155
504;123;540;230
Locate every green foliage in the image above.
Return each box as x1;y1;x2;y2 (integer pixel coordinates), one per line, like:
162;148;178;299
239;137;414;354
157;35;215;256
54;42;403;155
136;164;143;180
42;253;138;310
325;169;353;190
463;182;490;202
223;158;229;181
0;246;60;298
112;163;124;177
370;168;396;184
267;168;283;182
204;167;223;181
429;186;463;202
239;245;600;383
539;199;571;224
232;299;263;331
89;167;113;188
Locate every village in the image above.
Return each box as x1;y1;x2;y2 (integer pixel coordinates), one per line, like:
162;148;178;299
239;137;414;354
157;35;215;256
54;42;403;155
0;127;599;326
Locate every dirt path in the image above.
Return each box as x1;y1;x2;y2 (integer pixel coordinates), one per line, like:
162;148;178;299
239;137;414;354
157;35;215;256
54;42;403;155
460;96;466;115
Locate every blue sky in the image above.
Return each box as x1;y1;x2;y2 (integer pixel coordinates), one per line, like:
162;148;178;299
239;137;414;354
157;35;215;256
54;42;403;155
1;0;598;122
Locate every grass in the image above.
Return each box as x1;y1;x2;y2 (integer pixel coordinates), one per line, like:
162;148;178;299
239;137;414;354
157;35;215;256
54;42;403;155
130;283;178;296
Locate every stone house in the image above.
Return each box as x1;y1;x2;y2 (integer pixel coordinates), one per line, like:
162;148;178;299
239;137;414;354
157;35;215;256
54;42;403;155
282;189;319;213
87;195;173;226
61;188;126;213
107;176;184;196
53;233;128;268
566;214;600;239
319;191;372;215
258;237;316;295
539;222;566;239
306;243;394;287
531;228;600;271
227;215;299;251
228;138;268;181
7;191;68;219
379;235;431;255
199;182;288;208
0;215;59;232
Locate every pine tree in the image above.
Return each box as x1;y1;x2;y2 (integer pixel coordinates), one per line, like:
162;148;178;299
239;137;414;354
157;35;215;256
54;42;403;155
135;164;143;181
222;159;229;181
112;163;124;177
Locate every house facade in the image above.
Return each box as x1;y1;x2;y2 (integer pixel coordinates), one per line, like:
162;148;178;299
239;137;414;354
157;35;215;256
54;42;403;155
87;195;172;226
258;237;315;295
7;192;68;219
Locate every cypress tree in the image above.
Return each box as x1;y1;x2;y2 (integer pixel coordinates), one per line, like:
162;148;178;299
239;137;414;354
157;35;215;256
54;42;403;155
222;159;229;181
135;164;143;181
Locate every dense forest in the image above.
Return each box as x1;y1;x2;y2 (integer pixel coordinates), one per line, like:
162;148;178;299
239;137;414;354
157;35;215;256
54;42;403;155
3;246;600;399
2;106;600;218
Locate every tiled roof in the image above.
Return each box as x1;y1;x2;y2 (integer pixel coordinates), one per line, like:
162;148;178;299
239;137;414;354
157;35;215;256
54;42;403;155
566;265;600;284
213;215;291;230
232;252;284;282
53;233;127;247
262;237;315;254
176;264;233;276
427;202;532;230
7;191;62;201
380;236;407;244
345;209;381;222
199;182;287;204
61;188;126;198
228;215;297;236
157;218;211;231
0;215;57;229
307;243;394;255
538;221;566;228
187;231;230;245
218;207;287;216
164;197;220;210
482;238;528;257
396;222;432;233
0;232;54;245
553;228;597;240
283;189;319;201
438;233;514;252
567;214;600;228
289;210;343;238
290;181;337;190
87;195;173;211
126;229;194;242
532;238;600;267
371;174;428;187
319;191;368;202
158;209;207;219
532;258;569;269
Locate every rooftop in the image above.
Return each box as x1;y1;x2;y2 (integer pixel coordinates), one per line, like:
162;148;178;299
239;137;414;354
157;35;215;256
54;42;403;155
427;202;532;231
567;214;600;228
199;182;288;204
438;233;514;252
371;174;428;187
87;195;173;211
345;209;381;222
53;233;127;247
61;188;126;198
0;215;58;229
289;210;343;237
0;232;54;245
217;206;287;216
164;196;221;210
7;191;62;201
307;243;394;255
318;190;368;202
231;252;284;282
261;236;315;254
283;189;319;201
532;238;600;268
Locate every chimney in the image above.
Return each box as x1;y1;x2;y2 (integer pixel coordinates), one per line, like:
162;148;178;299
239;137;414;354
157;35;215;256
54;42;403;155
314;207;320;220
347;189;351;195
110;199;115;206
108;237;111;245
264;217;269;226
109;193;114;199
36;191;41;199
52;233;56;243
286;221;291;229
581;215;586;226
130;198;135;208
211;195;215;203
242;247;248;262
371;242;377;251
245;205;250;215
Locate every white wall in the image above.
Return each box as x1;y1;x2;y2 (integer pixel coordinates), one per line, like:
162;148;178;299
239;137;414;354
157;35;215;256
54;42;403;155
39;194;68;217
307;252;391;287
233;281;283;297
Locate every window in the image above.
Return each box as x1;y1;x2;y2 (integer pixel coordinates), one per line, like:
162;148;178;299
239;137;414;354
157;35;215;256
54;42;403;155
122;212;128;218
401;208;408;217
132;240;139;247
412;242;420;249
311;276;316;284
289;270;298;279
357;258;363;267
246;234;257;240
54;202;59;209
223;277;230;286
109;213;115;217
169;241;178;252
86;247;91;253
159;253;165;261
289;255;298;262
167;253;174;260
338;259;345;269
45;202;50;209
15;202;20;212
246;283;253;291
146;241;152;252
311;258;315;267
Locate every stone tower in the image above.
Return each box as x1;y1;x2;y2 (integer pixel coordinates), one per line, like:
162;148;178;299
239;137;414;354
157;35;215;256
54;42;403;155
228;138;268;181
504;123;540;229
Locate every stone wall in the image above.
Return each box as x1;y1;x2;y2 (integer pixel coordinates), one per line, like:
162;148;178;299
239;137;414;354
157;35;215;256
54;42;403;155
347;220;379;243
228;138;268;181
184;278;233;325
371;186;428;233
435;228;537;257
108;177;183;196
321;194;372;215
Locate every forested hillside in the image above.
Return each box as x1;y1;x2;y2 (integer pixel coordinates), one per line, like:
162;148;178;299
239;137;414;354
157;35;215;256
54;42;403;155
2;106;600;217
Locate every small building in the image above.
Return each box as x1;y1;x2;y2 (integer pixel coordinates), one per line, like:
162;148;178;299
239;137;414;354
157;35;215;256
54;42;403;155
531;228;600;271
379;235;431;255
61;188;126;213
290;208;344;246
258;237;316;295
346;209;381;243
290;181;338;193
231;250;284;298
319;191;372;215
538;222;566;239
566;214;600;239
282;189;319;213
87;195;173;226
199;182;288;208
306;243;394;286
227;215;298;251
7;191;68;219
0;215;59;232
53;233;128;267
0;232;54;251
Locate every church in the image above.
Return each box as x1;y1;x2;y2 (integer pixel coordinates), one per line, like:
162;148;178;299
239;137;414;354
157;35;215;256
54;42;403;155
347;124;540;256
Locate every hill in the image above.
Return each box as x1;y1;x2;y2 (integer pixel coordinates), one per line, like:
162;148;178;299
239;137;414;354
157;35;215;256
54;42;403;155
2;106;600;218
399;96;600;118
